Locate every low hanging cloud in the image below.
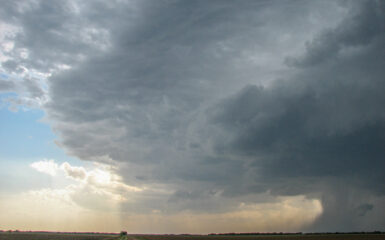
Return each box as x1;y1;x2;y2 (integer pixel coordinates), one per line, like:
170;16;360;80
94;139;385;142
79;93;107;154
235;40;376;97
30;159;87;181
24;159;323;233
2;0;385;232
60;162;86;180
30;159;59;176
30;159;143;211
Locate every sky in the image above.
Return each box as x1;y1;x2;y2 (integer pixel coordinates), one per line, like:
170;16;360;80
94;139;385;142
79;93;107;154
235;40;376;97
0;0;384;234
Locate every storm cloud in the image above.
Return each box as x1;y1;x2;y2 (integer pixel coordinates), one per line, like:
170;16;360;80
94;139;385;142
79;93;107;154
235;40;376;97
1;0;384;232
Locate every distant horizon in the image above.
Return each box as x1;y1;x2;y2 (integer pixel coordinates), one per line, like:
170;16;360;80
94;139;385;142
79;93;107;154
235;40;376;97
2;230;385;235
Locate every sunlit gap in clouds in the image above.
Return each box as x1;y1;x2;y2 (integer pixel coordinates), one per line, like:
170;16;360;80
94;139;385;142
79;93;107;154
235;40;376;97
0;159;141;231
1;158;324;233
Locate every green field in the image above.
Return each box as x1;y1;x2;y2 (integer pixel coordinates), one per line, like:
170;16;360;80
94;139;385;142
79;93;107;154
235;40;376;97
1;232;384;240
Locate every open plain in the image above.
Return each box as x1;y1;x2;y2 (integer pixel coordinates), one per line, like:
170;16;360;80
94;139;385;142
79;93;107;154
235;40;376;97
1;232;385;240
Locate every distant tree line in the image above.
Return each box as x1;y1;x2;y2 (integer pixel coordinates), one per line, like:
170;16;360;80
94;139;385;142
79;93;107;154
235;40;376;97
208;231;385;236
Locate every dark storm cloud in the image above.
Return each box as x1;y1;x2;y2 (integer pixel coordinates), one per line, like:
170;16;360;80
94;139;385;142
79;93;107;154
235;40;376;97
0;0;113;70
210;0;385;184
287;0;384;68
356;204;373;217
46;0;385;229
2;0;384;231
208;0;385;230
46;0;332;163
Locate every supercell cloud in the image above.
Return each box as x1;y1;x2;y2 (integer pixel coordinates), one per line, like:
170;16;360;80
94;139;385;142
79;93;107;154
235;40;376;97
0;0;384;232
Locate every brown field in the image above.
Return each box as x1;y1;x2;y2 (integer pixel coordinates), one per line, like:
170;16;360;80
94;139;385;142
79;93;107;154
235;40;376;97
131;234;385;240
1;232;384;240
0;232;116;240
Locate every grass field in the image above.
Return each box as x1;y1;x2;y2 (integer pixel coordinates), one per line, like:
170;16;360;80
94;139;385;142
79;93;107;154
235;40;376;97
1;232;384;240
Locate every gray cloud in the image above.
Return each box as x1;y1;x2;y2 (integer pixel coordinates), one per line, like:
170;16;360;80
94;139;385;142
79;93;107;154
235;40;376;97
2;60;20;72
208;0;385;230
0;79;15;92
1;0;384;231
286;0;384;67
0;75;46;110
356;204;373;217
0;0;113;71
61;162;86;180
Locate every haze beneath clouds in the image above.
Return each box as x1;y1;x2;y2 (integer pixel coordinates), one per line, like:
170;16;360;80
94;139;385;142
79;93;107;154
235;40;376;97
0;0;384;233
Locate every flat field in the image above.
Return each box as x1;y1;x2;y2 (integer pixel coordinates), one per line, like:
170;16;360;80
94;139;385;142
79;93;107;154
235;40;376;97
0;232;116;240
131;234;385;240
1;232;384;240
